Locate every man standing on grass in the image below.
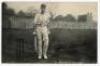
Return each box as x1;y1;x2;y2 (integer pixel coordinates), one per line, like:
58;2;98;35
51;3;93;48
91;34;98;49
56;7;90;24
33;4;50;59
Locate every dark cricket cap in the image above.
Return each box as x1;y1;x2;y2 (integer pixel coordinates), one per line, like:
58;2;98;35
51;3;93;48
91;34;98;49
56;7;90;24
41;3;46;8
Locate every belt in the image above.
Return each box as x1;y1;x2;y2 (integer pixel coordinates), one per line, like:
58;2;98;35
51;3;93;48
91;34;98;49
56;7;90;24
35;24;47;27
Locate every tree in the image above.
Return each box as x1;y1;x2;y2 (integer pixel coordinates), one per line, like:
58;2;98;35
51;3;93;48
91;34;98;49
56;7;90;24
53;14;76;22
78;14;87;22
2;2;15;15
2;2;7;14
7;8;15;15
17;11;26;17
64;14;76;22
54;15;64;21
2;2;15;28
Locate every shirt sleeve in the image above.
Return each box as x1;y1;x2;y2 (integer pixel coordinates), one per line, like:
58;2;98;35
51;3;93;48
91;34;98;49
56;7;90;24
33;14;38;25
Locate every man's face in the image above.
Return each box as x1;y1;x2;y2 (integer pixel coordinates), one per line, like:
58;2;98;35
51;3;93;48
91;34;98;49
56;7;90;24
41;7;46;14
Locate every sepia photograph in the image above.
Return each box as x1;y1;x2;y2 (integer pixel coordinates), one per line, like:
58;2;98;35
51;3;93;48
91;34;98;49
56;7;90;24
2;2;97;63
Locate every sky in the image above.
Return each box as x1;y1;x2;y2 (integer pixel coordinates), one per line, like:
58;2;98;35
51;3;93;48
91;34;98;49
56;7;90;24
6;2;97;21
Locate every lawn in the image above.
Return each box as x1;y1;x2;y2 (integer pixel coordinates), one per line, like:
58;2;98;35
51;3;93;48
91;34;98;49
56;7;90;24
2;28;97;63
